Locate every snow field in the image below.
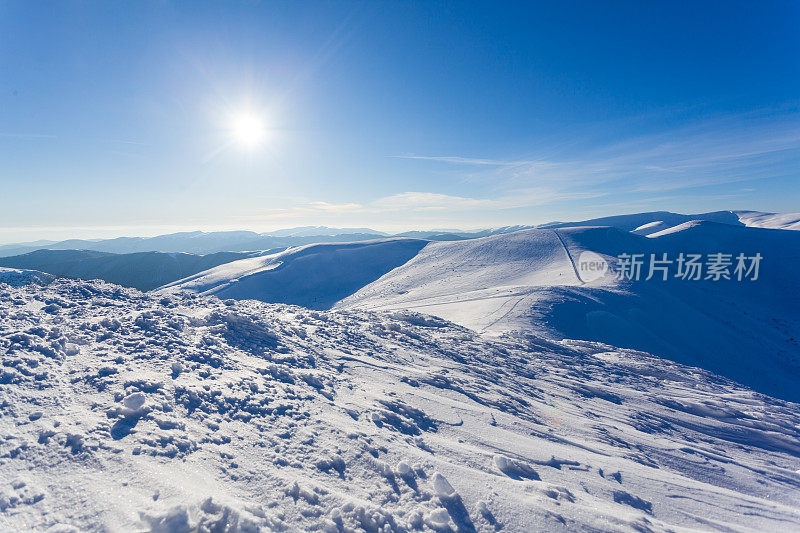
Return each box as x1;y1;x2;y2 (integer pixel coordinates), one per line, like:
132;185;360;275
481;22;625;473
1;277;799;531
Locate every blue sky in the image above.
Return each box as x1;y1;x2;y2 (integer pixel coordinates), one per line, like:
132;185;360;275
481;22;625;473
1;1;799;242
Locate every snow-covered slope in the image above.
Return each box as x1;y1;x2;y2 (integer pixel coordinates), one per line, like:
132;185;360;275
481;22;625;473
339;224;800;402
159;222;800;402
2;277;800;531
736;210;800;230
536;209;800;236
337;229;593;331
156;238;429;309
539;210;745;232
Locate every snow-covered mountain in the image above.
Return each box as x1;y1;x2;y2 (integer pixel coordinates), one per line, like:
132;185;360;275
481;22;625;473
736;210;800;231
0;229;386;257
156;238;429;309
537;209;800;234
2;210;794;258
339;223;800;402
2;276;800;531
158;213;800;403
537;210;745;232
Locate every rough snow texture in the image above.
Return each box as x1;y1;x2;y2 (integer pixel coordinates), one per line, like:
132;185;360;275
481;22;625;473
2;277;800;531
0;267;55;287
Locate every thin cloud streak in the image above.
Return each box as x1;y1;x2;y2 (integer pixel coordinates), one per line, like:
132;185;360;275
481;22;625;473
237;188;608;223
391;155;533;166
396;111;800;197
0;133;56;139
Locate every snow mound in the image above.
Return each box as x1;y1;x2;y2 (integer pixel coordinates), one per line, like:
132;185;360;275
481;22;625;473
337;228;621;331
0;267;55;287
2;278;800;531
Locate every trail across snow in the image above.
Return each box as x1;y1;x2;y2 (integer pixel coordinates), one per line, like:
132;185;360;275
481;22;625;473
2;277;800;531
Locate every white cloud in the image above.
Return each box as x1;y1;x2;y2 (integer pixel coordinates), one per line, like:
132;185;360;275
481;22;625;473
391;155;531;166
372;192;495;210
372;189;606;211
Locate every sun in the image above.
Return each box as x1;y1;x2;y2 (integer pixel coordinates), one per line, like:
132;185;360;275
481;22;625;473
230;112;267;148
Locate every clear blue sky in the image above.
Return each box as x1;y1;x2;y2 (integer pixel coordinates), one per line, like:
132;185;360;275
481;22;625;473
1;1;799;242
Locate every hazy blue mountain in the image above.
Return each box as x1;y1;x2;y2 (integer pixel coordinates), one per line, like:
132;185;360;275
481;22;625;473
0;249;260;291
0;230;386;257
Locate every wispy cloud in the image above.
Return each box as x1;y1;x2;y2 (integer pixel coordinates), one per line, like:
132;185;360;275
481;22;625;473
394;110;800;197
373;189;605;211
211;111;800;232
236;188;608;224
0;133;56;139
392;155;532;166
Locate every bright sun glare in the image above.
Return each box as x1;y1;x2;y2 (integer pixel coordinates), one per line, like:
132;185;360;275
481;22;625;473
231;113;266;148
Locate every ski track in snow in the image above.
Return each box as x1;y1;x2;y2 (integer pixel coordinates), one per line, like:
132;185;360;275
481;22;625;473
1;277;800;532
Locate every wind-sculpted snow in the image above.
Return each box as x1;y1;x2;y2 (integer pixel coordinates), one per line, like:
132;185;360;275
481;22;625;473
2;277;800;531
538;209;800;234
736;210;800;231
540;210;745;232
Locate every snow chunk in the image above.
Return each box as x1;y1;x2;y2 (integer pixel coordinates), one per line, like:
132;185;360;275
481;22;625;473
494;454;540;480
431;472;456;499
395;461;413;477
123;392;147;411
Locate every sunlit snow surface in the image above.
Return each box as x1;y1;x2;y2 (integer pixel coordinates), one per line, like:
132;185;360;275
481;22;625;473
2;277;799;531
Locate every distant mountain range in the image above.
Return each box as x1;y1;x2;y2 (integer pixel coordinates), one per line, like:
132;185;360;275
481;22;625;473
3;210;797;259
0;226;545;257
0;228;385;257
2;209;797;298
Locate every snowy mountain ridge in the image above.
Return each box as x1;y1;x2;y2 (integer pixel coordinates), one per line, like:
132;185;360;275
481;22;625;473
2;209;796;258
159;221;800;403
